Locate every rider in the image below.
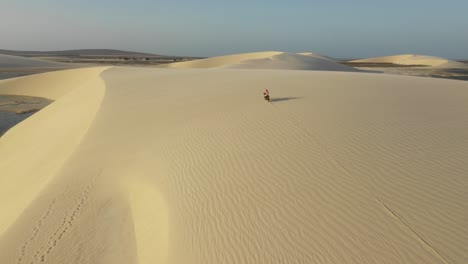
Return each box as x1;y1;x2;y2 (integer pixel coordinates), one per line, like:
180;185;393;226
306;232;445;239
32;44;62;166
263;89;270;102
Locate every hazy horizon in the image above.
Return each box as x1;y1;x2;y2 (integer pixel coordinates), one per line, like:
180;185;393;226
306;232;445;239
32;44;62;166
1;0;467;59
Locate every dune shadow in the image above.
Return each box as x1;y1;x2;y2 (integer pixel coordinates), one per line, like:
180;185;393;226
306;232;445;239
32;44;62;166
270;97;303;103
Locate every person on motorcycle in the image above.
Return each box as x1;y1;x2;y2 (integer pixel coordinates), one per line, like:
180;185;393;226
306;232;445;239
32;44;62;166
263;89;270;102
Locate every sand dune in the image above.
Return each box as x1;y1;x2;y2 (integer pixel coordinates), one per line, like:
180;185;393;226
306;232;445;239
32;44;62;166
0;67;107;100
0;67;108;236
165;51;359;71
164;51;281;68
0;65;467;263
0;54;71;69
352;54;467;68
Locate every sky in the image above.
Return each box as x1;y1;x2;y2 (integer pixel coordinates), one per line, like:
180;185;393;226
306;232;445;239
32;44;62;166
1;0;467;59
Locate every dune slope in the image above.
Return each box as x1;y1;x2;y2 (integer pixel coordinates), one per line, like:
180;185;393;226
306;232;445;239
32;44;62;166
0;68;467;264
165;51;281;69
0;67;108;235
0;67;107;100
165;52;359;72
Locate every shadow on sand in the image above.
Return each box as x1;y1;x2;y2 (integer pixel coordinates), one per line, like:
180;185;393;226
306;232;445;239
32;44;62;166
270;97;303;103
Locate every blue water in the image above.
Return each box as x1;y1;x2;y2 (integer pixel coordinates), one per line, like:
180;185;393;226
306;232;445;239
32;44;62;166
0;111;35;136
0;72;32;80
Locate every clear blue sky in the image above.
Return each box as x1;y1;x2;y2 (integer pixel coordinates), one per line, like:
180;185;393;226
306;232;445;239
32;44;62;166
1;0;467;59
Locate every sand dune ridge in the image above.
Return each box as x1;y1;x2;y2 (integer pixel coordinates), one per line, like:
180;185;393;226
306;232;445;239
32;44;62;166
165;51;359;72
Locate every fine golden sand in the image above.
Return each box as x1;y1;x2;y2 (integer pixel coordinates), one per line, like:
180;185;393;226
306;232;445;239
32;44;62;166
164;52;360;71
0;52;467;263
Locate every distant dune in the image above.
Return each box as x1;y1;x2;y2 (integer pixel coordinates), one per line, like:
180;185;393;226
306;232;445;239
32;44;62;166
352;54;467;68
0;67;107;99
164;51;360;72
0;54;71;69
164;51;282;68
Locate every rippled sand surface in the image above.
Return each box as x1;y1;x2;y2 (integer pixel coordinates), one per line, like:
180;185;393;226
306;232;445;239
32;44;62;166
0;64;467;264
